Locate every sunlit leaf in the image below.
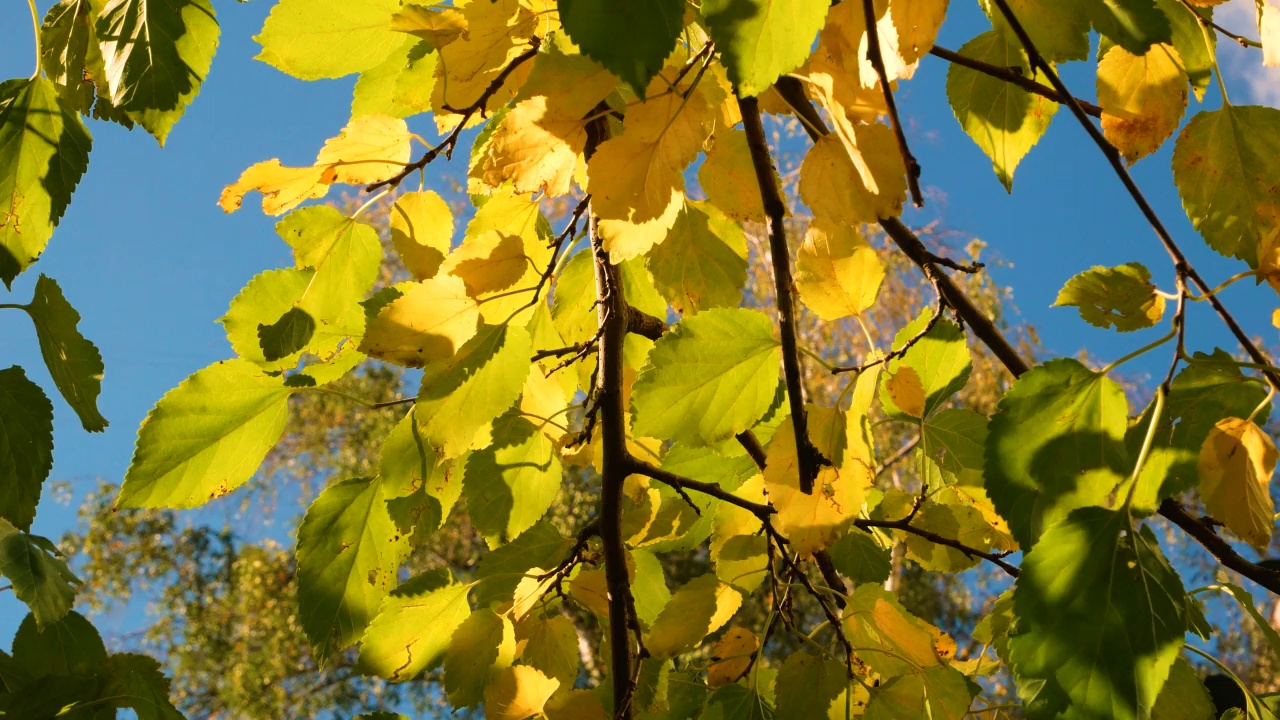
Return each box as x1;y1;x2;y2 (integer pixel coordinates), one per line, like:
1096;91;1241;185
1097;44;1188;164
1197;417;1277;552
254;0;402;80
358;578;472;681
1053;262;1166;331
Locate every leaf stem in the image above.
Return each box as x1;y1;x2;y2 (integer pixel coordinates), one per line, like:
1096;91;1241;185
1123;384;1164;511
27;0;41;79
308;386;375;409
1099;328;1175;376
1185;269;1257;300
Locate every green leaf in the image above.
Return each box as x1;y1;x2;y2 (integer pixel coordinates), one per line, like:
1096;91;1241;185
980;0;1091;63
415;323;532;458
699;683;775;720
357;580;471;681
827;530;892;586
0;522;79;629
254;0;403;80
774;651;846;720
702;0;830;97
646;574;718;658
22;275;107;431
118;359;293;509
0;367;53;530
101;653;185;720
630;547;672;626
843;583;951;678
296;476;406;662
95;0;220;144
1085;0;1173;55
473;522;573;610
0;77;92;288
1172;105;1280;267
1126;350;1268;512
920;408;988;486
557;0;685;95
275;206;381;344
863;666;974;720
631;308;781;446
551;249;598;346
444;609;515;707
1053;262;1165;332
879;311;972;420
1214;582;1280;662
222;267;313;370
517;615;579;688
1009;508;1187;720
463;411;562;541
11;610;105;679
1150;657;1215;720
39;0;96;114
985;359;1129;547
1156;0;1214;100
352;37;438;118
648;201;748;315
946;30;1058;192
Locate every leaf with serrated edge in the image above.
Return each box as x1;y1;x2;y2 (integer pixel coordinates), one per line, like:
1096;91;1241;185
1054;262;1165;332
254;0;402;80
0;520;78;628
444;609;515;707
0;367;54;529
360;275;480;367
1197;417;1277;551
358;580;471;680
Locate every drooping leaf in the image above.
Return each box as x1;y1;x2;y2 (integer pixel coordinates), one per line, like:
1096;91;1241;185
16;275;105;432
254;0;402;80
707;628;759;688
0;77;92;288
945;30;1057;192
631;308;781;446
473;522;574;610
312;114;412;186
351;37;438;119
389;190;453;281
795;218;885;320
799;129;908;227
698;129;766;223
118;359;293;508
556;0;684;95
647;201;748;315
980;0;1091;63
217;159;330;216
296;476;406;662
0;521;79;628
464;412;563;541
222;268;313;370
39;0;97;114
1097;44;1188;164
100;653;185;720
1053;262;1166;331
0;367;53;530
1172;105;1280;267
415;323;532;458
95;0;219;143
429;0;539;129
1150;657;1215;720
358;579;472;681
1009;508;1187;720
701;0;830;97
985;359;1129;547
843;583;953;678
360;275;480;367
445;609;516;707
1197;417;1277;552
516;615;579;688
764;421;870;556
276;206;383;331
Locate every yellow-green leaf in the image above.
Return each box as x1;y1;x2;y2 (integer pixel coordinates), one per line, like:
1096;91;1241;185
1097;43;1188;164
795;219;885;320
1197;417;1277;552
1053;262;1166;331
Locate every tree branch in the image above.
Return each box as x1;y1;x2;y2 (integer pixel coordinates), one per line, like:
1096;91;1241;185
928;45;1102;118
737;94;827;495
1159;499;1280;596
862;0;923;206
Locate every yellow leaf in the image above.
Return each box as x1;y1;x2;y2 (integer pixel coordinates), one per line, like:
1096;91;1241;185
710;474;768;560
520;365;572;442
484;665;560;720
217;159;331;215
764;422;871;556
1273;308;1280;328
390;190;453;280
448;188;553;323
443;231;530;296
805;1;890;123
795;220;886;320
588;72;716;261
884;365;926;418
432;0;538;131
646;574;719;658
800;130;907;226
1262;0;1280;67
1260;228;1280;295
1197;417;1277;552
708;583;742;635
390;4;468;47
545;690;609;720
843;584;951;677
359;275;481;366
314;114;413;185
569;569;610;618
887;0;948;72
512;567;555;620
1097;44;1188;164
708;627;759;687
698;129;766;223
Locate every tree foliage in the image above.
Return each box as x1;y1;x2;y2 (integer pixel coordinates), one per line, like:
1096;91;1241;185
5;0;1280;718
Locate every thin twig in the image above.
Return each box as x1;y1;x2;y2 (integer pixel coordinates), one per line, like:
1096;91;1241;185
928;45;1103;118
853;517;1021;577
832;267;945;374
1175;0;1264;49
873;435;920;480
862;0;923;206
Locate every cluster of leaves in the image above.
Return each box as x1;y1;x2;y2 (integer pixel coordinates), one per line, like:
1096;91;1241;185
7;0;1280;718
0;0;225;713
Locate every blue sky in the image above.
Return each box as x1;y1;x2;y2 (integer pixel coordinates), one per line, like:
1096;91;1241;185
1;0;1277;645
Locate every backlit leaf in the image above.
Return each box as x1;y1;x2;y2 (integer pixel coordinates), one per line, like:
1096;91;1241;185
1053;262;1165;331
445;609;516;707
118;359;293;509
0;367;53;531
351;37;438;119
795;219;885;320
774;651;846;719
799;130;907;227
843;583;953;678
1097;44;1188;164
358;579;472;681
217;159;330;216
878;311;972;420
360;275;480;367
1085;0;1173;55
557;0;685;95
708;628;758;688
698;129;766;223
464;412;563;540
702;0;830;96
390;191;453;281
647;201;748;315
474;522;574;610
431;0;538;128
254;0;402;80
764;421;870;556
631;308;781;446
1197;417;1277;552
980;0;1091;63
516;615;579;688
646;574;719;658
314;115;412;186
484;665;560;720
863;666;973;720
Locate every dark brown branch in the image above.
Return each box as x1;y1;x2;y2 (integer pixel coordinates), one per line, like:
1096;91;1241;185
928;45;1103;118
627;457;775;519
737;94;827;495
873;435;920;480
854;519;1021;577
1174;0;1264;49
735;431;768;470
862;0;923;206
584;109;639;720
625;306;668;341
532;342;597;363
1160;500;1280;595
366;39;541;193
